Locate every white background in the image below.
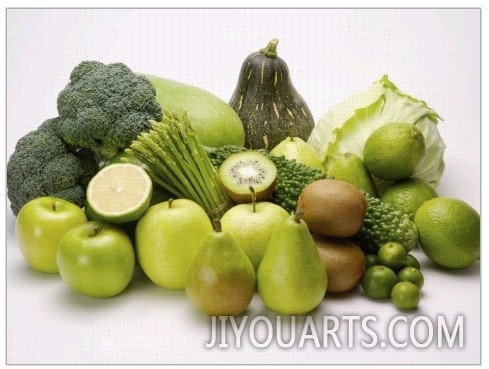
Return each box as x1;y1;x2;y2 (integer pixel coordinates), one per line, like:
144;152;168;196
4;7;482;365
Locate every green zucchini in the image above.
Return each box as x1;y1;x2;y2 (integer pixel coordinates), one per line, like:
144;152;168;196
229;39;315;150
143;74;245;148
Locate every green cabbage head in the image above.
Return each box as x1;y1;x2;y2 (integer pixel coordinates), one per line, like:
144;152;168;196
307;75;445;187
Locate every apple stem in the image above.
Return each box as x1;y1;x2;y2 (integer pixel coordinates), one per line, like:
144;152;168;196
212;218;222;232
51;202;57;211
249;186;257;213
91;225;101;237
294;209;304;223
168;198;174;208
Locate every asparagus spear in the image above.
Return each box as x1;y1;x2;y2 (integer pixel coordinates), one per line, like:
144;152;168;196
125;110;233;218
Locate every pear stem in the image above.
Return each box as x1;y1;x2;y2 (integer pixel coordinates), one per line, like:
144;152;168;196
249;186;257;213
212;218;222;232
294;209;304;223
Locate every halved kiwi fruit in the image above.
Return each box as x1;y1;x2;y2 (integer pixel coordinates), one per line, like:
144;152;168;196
219;151;277;204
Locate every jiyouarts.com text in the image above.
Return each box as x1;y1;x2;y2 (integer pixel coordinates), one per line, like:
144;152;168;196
205;315;464;349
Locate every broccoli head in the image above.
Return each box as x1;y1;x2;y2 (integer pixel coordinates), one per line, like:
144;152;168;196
55;61;163;161
7;118;99;215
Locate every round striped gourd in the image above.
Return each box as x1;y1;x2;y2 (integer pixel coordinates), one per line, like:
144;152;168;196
229;39;315;150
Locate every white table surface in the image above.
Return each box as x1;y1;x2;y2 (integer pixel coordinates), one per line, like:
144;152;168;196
4;8;482;365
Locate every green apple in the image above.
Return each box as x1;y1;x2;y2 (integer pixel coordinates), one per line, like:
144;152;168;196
135;198;213;289
220;198;290;271
270;136;325;173
15;196;87;273
57;220;135;298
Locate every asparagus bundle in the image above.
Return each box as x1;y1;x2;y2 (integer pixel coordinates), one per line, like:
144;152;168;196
125;110;233;219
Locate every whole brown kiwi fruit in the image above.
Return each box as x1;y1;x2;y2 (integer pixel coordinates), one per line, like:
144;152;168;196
297;179;367;237
313;234;366;293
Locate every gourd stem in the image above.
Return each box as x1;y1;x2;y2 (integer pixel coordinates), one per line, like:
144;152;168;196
260;39;279;58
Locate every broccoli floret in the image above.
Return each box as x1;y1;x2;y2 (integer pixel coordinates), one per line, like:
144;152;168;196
352;192;419;253
55;61;162;161
7;118;99;215
208;145;327;213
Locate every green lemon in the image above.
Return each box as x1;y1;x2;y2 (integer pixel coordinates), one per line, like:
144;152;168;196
86;163;153;224
405;254;421;270
381;178;438;219
391;281;421;310
377;242;407;270
397;267;424;289
414;197;480;269
361;265;398;299
363;122;425;181
365;253;379;268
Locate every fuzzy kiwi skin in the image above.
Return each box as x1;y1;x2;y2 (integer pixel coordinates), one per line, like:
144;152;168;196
313;234;366;293
297;179;367;238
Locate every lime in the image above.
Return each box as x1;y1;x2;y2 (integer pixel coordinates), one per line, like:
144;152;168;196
365;253;379;268
405;254;421;270
361;265;398;299
363;122;425;181
397;267;424;289
377;242;407;270
414;197;480;269
391;281;421;310
380;178;437;219
86;163;153;224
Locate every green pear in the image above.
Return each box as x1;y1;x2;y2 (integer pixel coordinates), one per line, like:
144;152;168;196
271;136;325;173
257;211;327;315
220;187;290;271
329;152;379;197
185;219;256;316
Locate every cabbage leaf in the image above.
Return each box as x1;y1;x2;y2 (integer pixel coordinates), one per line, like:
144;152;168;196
308;75;445;187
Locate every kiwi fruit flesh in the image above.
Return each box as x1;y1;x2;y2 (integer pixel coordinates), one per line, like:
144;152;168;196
219;151;277;203
313;234;366;293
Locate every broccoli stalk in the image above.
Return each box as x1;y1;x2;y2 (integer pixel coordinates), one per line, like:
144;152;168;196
7;118;99;215
55;61;162;162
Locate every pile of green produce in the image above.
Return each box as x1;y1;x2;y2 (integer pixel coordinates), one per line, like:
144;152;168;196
6;60;245;216
8;40;480;317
